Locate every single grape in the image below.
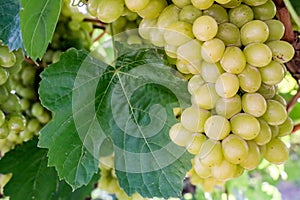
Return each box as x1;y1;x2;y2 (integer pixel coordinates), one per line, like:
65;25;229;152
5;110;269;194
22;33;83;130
191;0;214;10
138;18;157;40
164;21;194;46
240;141;261;170
278;117;294;137
0;110;5;127
257;83;276;99
1;93;21;113
204;115;231;140
31;102;45;117
211;159;236;180
259;61;285;85
216;23;241;46
230;113;260;140
176;58;201;74
192;83;219;109
193;15;218;41
137;0;167;19
7;115;26;132
220;46;246;74
179;5;202;24
188;75;205;95
96;0;124;23
193;156;212;178
254;118;272;145
264;138;289;164
201;38;225;63
172;0;191;8
243;0;267;6
215;72;239;98
243;43;272;67
0;123;9;139
270;124;279;138
242;93;267;117
169;123;193;147
181;105;211;132
272;94;287;106
164;44;178;58
177;39;202;67
149;28;165;47
238;64;261;93
228;4;253;28
125;0;150;12
222;0;242;8
262;100;288;126
202;4;229;24
27;118;41;133
157;5;180;29
0;68;9;85
252;0;276;21
0;46;16;68
265;20;285;41
199;139;223;167
222;134;249;164
215;94;242;119
240;20;269;45
187;133;206;155
201;61;224;83
267;40;295;63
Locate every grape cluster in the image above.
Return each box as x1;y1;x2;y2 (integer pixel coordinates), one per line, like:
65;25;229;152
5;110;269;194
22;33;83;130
0;44;50;156
83;0;295;193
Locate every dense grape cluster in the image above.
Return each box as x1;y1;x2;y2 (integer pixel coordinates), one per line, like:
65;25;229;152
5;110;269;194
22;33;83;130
0;44;51;156
83;0;295;193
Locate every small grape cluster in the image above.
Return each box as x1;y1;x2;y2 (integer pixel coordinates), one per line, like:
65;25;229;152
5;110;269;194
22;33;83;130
0;44;50;156
82;0;295;192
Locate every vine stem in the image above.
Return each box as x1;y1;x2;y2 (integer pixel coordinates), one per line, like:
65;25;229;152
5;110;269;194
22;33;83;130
287;87;300;113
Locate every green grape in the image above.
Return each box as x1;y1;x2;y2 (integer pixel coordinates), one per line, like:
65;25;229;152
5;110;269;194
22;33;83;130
233;165;245;178
0;86;9;104
259;61;285;85
272;94;287;106
181;105;211;132
228;4;253;28
187;133;206;155
204;115;231;140
96;0;124;23
18;87;36;100
176;59;192;74
263;100;287;126
238;64;261;93
68;20;81;31
240;20;269;45
169;123;193;147
188;75;205;95
37;111;51;124
264;138;288;164
179;5;202;24
254;118;272;145
0;46;16;68
111;17;128;34
157;5;180;29
278;117;293;137
127;35;142;45
242;93;267;117
192;83;219;109
0;124;9;139
243;43;272;67
201;38;225;63
193;15;218;41
230;113;260;140
211;159;236;180
216;23;241;47
164;21;194;46
164;44;178;58
19;129;34;141
149;28;165;47
125;0;150;12
6;62;22;75
26;118;41;133
267;40;295;63
177;39;202;67
221;0;242;8
138;18;157;40
265;20;285;41
0;68;9;85
13;48;25;65
201;61;223;83
172;0;191;8
220;46;246;74
215;72;239;98
202;4;229;24
194;156;212;178
199;139;223;167
252;0;276;21
20;98;30;111
7;115;26;132
215;94;242;119
222;134;249;164
243;0;267;6
191;0;214;10
1;93;21;113
240;141;261;170
31;102;45;118
137;0;167;19
257;83;276;99
0;110;5;127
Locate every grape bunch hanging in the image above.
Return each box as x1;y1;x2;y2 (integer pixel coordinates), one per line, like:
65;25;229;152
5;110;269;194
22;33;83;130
81;0;295;193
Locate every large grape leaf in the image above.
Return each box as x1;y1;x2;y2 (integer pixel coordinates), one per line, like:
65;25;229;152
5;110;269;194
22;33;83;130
19;0;61;60
39;47;192;198
0;138;98;200
0;0;23;50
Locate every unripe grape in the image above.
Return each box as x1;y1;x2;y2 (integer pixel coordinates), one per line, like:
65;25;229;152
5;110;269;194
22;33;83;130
0;46;16;68
259;61;285;85
201;38;225;63
240;141;261;170
0;123;9;139
264;138;289;164
211;159;236;180
0;86;9;104
262;100;287;126
137;0;167;19
215;72;239;98
1;93;21;113
240;20;269;45
0;68;9;85
230;113;260;140
203;4;229;24
194;156;212;178
243;43;272;67
157;5;180;29
164;21;194;46
216;23;241;46
228;4;253;28
257;83;276;99
242;93;267;117
187;133;206;154
201;61;223;83
252;0;276;21
192;83;219;109
204;115;231;140
188;75;205;95
199;139;223;167
222;134;249;164
238;64;261;93
96;0;124;23
179;5;202;24
125;0;150;12
215;94;241;119
193;15;218;41
220;46;246;74
265;20;285;41
181;105;211;132
254;119;272;145
267;40;295;63
169;123;193;147
7;115;26;132
176;59;201;74
215;0;231;3
191;0;214;10
278;117;294;137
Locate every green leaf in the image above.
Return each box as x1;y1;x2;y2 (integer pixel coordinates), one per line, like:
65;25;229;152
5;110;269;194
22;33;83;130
291;0;300;15
0;0;23;50
39;46;192;198
20;0;62;60
0;138;97;200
